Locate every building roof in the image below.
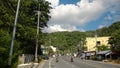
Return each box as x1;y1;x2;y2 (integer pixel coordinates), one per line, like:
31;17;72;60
97;50;111;55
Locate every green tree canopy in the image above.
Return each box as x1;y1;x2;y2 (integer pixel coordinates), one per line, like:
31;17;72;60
108;29;120;52
98;44;110;51
0;0;51;67
44;31;86;53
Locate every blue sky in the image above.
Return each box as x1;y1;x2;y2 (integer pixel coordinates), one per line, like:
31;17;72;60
45;0;120;33
60;0;80;4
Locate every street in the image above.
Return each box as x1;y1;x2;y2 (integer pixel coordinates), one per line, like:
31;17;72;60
43;56;120;68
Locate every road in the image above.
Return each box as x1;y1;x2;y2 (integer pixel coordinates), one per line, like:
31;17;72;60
43;56;120;68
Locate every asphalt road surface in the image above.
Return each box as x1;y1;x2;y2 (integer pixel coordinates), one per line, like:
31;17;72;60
43;56;120;68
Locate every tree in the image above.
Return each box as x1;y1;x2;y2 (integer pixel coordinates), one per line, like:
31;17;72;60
98;44;110;51
16;0;51;54
108;29;120;51
44;31;86;54
0;0;20;67
0;0;51;67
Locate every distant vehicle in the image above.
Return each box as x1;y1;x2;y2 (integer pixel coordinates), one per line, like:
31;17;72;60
52;54;56;58
56;57;59;62
42;55;49;60
70;56;74;62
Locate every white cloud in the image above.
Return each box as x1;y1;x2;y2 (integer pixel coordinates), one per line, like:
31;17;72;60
42;24;78;33
49;0;105;25
98;25;106;29
44;0;120;33
45;0;59;8
104;15;113;20
113;15;120;22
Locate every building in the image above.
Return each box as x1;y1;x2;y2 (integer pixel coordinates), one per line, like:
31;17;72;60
83;37;110;60
85;37;110;52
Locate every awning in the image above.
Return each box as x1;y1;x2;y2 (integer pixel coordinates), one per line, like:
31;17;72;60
97;50;111;55
105;52;111;56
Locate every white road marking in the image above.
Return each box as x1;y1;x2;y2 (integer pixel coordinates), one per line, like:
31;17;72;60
49;58;53;68
60;58;77;68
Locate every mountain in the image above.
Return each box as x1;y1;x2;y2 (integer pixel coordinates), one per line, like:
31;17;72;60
85;21;120;37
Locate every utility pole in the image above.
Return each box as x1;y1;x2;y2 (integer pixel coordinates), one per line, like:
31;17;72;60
44;33;47;59
35;4;41;62
8;0;21;67
95;33;98;54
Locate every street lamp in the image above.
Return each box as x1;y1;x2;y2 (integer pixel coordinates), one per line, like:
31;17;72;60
8;0;21;66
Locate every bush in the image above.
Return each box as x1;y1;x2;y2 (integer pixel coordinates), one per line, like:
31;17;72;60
115;57;120;63
90;55;97;60
108;58;112;62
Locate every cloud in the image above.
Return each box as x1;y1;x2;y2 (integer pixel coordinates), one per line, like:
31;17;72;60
113;15;120;22
42;24;78;33
104;15;113;20
98;25;106;29
45;0;59;7
49;0;105;26
45;0;120;33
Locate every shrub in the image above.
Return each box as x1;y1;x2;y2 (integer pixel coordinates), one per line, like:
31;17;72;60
90;55;97;60
115;57;120;63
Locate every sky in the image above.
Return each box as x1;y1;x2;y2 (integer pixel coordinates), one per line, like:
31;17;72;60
44;0;120;33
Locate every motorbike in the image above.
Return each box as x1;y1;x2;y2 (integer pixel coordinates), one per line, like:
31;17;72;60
71;56;73;62
56;57;59;62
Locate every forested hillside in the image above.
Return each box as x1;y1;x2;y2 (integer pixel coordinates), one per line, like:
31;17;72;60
44;31;86;53
96;21;120;36
46;21;120;52
85;21;120;37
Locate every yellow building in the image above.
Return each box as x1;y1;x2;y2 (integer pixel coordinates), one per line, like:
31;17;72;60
85;37;110;52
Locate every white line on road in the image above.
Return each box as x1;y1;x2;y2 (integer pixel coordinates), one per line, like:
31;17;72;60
49;58;52;68
60;58;77;68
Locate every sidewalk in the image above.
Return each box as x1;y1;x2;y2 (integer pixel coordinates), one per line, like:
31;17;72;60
17;61;45;68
